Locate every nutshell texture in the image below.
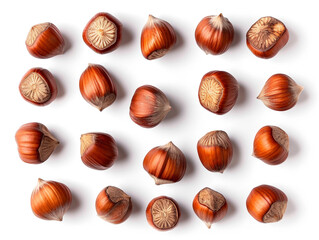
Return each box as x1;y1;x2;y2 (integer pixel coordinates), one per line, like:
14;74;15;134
31;178;72;221
83;13;122;54
19;68;57;106
141;15;176;60
246;16;289;58
195;14;234;55
146;196;180;230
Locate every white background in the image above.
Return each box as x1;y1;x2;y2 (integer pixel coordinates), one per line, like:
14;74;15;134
0;0;317;239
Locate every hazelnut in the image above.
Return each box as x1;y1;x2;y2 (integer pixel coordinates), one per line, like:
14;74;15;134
195;13;234;55
246;184;288;223
247;16;289;59
258;74;303;111
80;132;118;170
31;178;72;221
143;141;187;185
198;71;239;114
197;130;233;173
19;68;58;106
15;122;59;164
129;85;171;128
79;64;117;111
193;187;228;228
146;196;180;231
141;15;176;60
82;12;122;54
25;22;65;58
253;126;289;165
95;186;132;224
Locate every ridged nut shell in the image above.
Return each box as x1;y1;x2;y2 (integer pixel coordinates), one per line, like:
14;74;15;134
246;184;288;223
195;13;234;55
197;131;233;173
143;141;186;185
141;15;176;60
31;178;72;221
95;186;132;224
15;122;59;164
246;16;289;59
80;132;118;170
79;64;117;111
82;12;122;54
198;71;239;114
253;126;289;165
146;196;180;231
258;74;303;111
129;85;171;128
25;22;65;58
193;187;228;228
19;68;58;106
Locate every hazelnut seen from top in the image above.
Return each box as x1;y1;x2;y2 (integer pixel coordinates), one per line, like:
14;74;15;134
83;12;122;54
246;16;289;58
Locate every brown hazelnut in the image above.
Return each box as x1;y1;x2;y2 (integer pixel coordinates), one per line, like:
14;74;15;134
246;184;288;223
95;186;132;224
82;12;122;54
193;187;228;228
25;22;65;58
198;71;239;114
195;13;234;55
15;122;59;164
31;178;72;221
146;196;180;231
247;16;289;59
79;64;117;111
197;130;233;173
258;74;303;111
143;141;186;185
80;132;118;170
141;15;176;60
129;85;171;128
253;126;289;165
19;68;58;106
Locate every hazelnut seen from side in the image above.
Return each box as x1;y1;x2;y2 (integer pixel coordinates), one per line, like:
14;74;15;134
197;131;233;173
253;126;289;165
96;186;132;224
79;64;117;111
193;187;228;228
258;74;303;111
80;132;118;170
246;184;288;223
146;196;180;231
143;141;187;185
247;16;289;59
198;71;239;114
83;12;122;54
31;178;72;221
129;85;171;128
19;68;58;106
15;122;59;164
25;22;65;58
141;15;176;60
195;13;234;55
